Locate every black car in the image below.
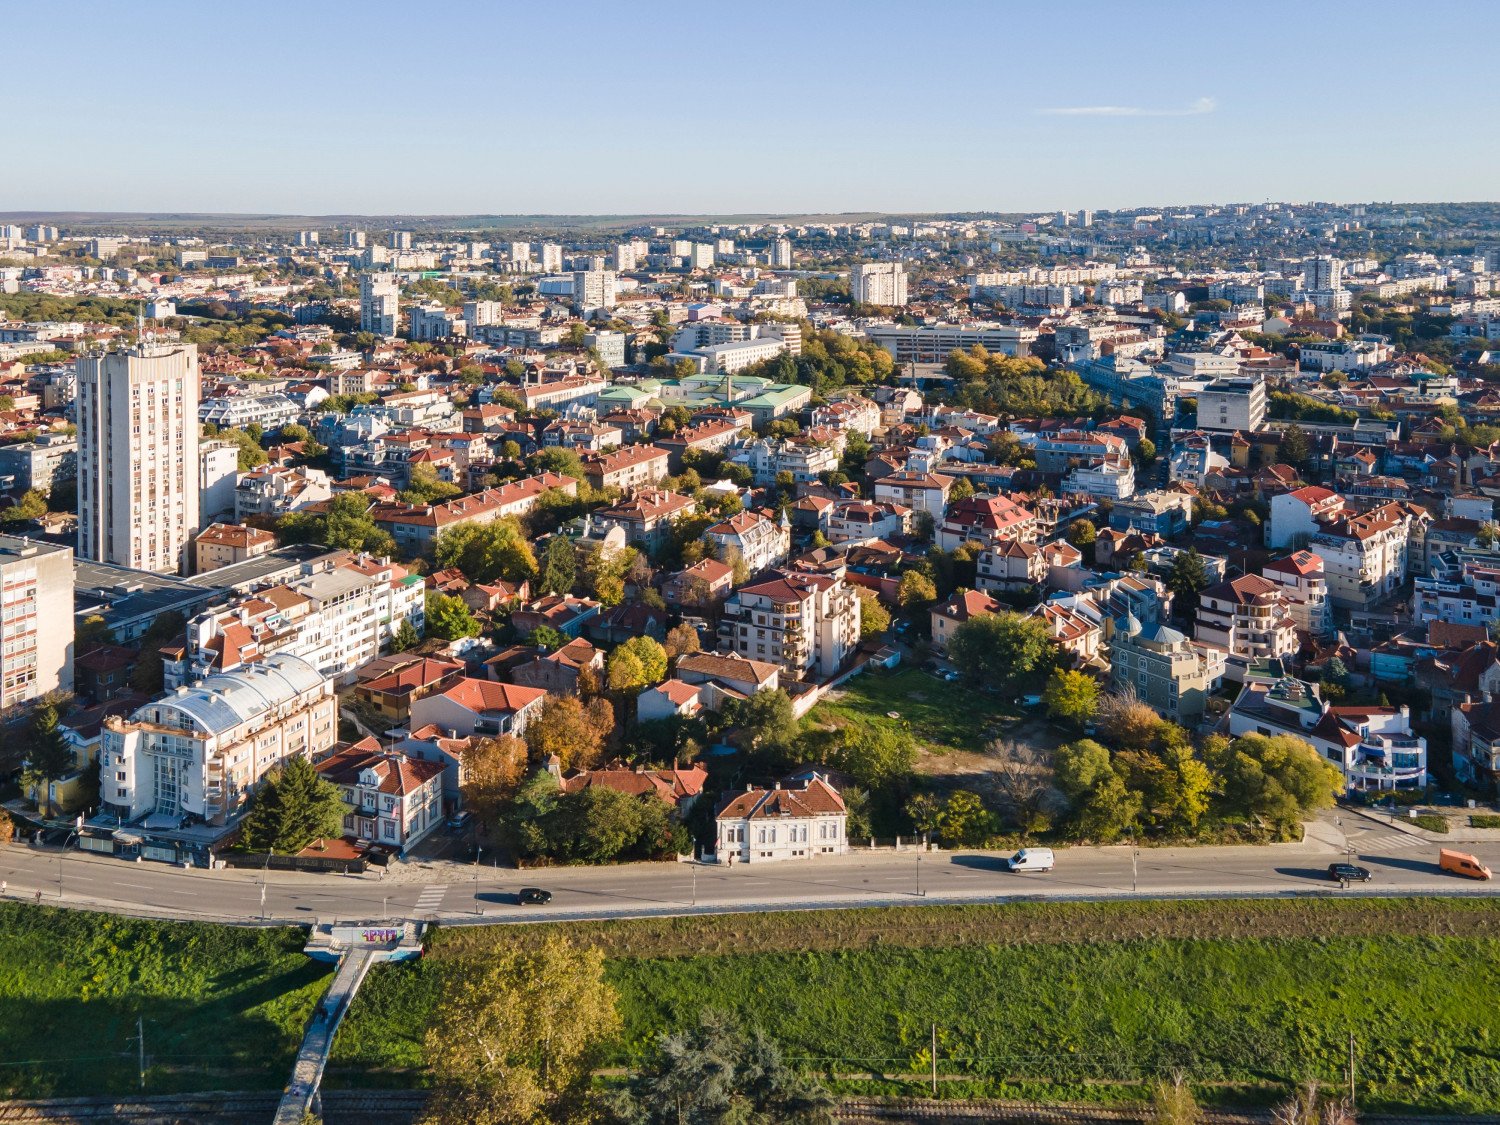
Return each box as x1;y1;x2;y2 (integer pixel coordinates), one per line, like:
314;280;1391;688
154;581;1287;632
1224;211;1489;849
1328;862;1372;883
518;887;552;905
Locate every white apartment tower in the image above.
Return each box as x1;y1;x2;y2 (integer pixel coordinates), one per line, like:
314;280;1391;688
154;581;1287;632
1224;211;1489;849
0;534;74;712
345;230;367;249
852;262;909;307
539;243;564;272
390;230;413;251
573;269;618;314
296;230;319;247
76;341;201;574
359;273;401;336
509;241;532;263
771;238;792;269
1303;255;1344;291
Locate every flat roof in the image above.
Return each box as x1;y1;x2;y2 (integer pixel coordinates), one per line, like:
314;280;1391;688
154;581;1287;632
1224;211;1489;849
185;544;342;591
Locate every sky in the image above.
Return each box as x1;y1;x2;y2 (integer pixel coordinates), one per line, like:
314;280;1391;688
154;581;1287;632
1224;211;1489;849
4;0;1497;217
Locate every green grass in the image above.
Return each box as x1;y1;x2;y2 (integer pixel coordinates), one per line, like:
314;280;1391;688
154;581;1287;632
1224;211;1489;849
331;899;1500;1111
1410;814;1450;834
1471;814;1500;829
810;667;1017;754
0;904;330;1098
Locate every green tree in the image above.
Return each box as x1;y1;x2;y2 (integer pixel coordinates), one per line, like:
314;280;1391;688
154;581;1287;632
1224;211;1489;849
723;689;799;755
129;609;186;694
1279;424;1312;470
213;425;269;471
1;489;48;524
400;464;463;505
76;614;114;649
526;624;568;651
856;589;891;639
421;935;620;1125
1055;738;1114;799
607;1009;835;1125
1066;519;1097;549
278;491;395;557
434;518;538;584
1133;437;1157;466
539;535;577;596
425;591;481;640
828;723;917;789
1167;548;1210;621
948;610;1053;692
939;789;996;845
897;570;937;608
21;704;76;817
238;757;346;855
391;618;420;653
1208;732;1342;825
1042;668;1100;725
904;792;944;844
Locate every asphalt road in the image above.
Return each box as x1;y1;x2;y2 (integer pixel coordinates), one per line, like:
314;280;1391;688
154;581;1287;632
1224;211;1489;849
1;811;1495;928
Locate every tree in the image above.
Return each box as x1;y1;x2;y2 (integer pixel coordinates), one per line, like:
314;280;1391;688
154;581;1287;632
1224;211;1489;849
526;695;614;771
1133;437;1157;466
526;624;567;651
129;609;186;695
422;935;620;1125
828;723;917;789
1054;739;1114;800
425;591;481;640
1279;424;1312;470
1150;1074;1200;1125
1096;691;1166;751
391;618;420;653
723;689;798;755
1271;1081;1356;1125
278;491;395;557
401;465;463;505
434;519;538;584
238;757;346;855
856;589;891;639
897;570;937;608
663;623;700;664
904;792;944;844
0;808;13;846
607;1009;835;1125
1066;519;1097;549
1208;732;1343;825
1167;549;1210;621
21;704;75;816
948;611;1053;693
1043;668;1099;725
460;735;529;830
1;489;47;524
939;790;996;846
76;615;113;648
539;535;576;596
608;636;668;694
990;739;1061;837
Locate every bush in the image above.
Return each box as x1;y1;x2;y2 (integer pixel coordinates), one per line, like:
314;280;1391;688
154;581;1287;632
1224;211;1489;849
1469;814;1500;829
1410;813;1450;834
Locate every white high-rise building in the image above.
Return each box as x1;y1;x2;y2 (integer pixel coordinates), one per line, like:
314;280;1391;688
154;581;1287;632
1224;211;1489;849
391;230;413;251
690;242;715;269
851;262;909;307
1303;255;1344;291
509;241;531;263
359;273;400;336
76;341;201;574
296;230;319;247
540;243;564;272
345;230;367;249
771;238;792;269
0;534;73;713
573;269;618;314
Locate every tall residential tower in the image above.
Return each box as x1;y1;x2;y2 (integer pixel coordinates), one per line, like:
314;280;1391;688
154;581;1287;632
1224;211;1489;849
76;341;200;574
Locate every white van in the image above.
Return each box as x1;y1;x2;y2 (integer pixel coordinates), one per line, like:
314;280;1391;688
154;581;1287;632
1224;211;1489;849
1005;847;1054;873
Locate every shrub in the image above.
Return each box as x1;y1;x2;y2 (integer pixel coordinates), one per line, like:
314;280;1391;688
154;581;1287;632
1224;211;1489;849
1410;813;1449;834
1469;814;1500;829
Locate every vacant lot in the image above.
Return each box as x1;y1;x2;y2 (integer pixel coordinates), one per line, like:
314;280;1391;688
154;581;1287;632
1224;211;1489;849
0;905;328;1097
333;898;1500;1111
814;668;1022;755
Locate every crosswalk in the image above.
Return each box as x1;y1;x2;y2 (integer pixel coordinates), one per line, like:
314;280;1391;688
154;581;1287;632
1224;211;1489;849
413;884;447;914
1350;831;1427;853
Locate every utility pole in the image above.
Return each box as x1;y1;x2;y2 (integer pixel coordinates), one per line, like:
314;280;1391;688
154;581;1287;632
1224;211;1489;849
930;1023;937;1096
691;863;697;907
129;1016;146;1090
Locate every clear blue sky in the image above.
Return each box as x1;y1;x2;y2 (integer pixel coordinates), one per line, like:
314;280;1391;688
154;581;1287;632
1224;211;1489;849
6;0;1495;216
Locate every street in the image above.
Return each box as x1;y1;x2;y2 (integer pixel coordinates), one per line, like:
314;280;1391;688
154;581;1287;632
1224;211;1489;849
2;810;1496;928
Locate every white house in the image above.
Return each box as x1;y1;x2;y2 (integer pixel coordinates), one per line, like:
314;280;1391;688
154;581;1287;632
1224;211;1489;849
714;775;848;863
408;677;547;739
315;738;446;854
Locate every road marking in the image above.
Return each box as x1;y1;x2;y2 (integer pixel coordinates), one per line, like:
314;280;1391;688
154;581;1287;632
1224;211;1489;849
1357;832;1426;852
414;884;447;912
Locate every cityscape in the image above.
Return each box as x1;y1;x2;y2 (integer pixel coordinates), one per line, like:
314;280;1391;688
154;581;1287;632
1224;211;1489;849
4;3;1500;1125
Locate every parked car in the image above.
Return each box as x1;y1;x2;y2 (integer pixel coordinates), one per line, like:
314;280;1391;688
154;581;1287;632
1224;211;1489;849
447;811;473;833
1327;862;1371;882
1017;694;1044;709
518;887;553;904
1439;849;1492;880
1004;847;1054;873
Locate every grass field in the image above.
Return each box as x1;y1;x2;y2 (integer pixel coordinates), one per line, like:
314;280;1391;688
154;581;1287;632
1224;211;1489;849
330;898;1500;1111
0;904;329;1098
811;667;1019;757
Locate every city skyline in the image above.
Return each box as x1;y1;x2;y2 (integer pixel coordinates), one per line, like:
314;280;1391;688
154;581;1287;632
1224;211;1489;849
6;0;1498;215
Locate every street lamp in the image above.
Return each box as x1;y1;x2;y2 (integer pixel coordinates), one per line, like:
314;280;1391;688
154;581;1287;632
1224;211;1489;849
916;852;925;897
474;847;483;916
57;831;78;900
691;863;697;907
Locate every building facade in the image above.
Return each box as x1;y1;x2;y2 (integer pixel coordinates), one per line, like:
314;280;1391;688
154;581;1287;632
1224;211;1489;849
0;534;73;713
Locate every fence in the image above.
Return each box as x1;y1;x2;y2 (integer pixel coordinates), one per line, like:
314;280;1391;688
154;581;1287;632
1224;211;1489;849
218;851;366;875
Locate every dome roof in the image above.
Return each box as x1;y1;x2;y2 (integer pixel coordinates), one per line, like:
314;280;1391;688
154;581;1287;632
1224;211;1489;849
1152;624;1187;645
1121;612;1143;636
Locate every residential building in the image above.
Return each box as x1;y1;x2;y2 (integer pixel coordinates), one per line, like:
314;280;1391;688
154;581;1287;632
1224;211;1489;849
581;445;669;492
1231;677;1427;792
1110;491;1193;539
722;568;860;679
352;655;465;724
851;263;908;307
930;590;1001;655
0;434;76;495
511;594;601;640
370;472;578;556
316;739;445;854
1311;502;1411;609
1197;373;1267;433
675;651;781;696
359;274;400;336
873;470;954;521
199;439;240;524
1268;486;1345;549
826;499;910;544
509;636;604;696
864;322;1038;364
558;760;708;813
1195;574;1299;680
234;465;333;520
1262;550;1333;636
573;269;617;313
1108;612;1216;725
76;341;201;574
706;510;791;574
715;775;848;863
408;677;547;739
99;653;337;826
975;539;1046;593
194;523;277;574
0;534;73;713
937;495;1036;551
593;489;695;555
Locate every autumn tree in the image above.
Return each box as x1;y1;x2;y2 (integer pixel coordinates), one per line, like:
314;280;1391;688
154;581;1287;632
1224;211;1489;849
421;935;620;1125
526;695;614;770
856;589;891;638
663;623;700;664
897;570;937;608
434;518;538;584
939;790;996;845
948;610;1053;693
1042;668;1099;725
607;636;668;694
460;735;529;830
